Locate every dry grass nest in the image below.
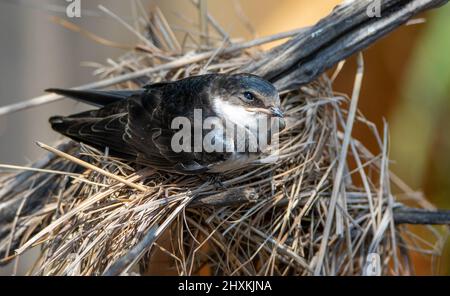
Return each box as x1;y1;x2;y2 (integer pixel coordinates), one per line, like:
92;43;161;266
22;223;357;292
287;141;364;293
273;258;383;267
0;5;447;275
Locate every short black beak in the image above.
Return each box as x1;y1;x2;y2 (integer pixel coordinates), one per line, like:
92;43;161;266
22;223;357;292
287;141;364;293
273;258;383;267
270;107;284;118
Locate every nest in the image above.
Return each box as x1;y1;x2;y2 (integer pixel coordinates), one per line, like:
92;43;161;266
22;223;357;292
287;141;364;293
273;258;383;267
0;4;447;275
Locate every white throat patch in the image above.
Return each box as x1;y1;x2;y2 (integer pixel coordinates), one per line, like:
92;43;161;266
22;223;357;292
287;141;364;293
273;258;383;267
213;98;262;134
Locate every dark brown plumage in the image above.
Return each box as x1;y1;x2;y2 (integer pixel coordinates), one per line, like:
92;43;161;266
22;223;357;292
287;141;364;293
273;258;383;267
48;73;283;174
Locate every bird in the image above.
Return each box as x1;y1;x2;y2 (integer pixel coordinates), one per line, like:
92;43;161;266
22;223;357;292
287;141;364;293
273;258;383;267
47;73;285;174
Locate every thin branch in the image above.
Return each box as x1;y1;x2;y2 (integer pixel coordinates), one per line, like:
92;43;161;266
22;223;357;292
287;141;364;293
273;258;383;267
36;142;147;192
98;4;160;52
0;163;80;177
50;16;134;50
0;141;74;199
190;188;258;208
190;0;229;39
198;0;209;47
394;207;450;225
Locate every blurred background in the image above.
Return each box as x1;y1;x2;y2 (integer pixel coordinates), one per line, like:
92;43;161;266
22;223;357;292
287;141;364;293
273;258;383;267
0;0;448;275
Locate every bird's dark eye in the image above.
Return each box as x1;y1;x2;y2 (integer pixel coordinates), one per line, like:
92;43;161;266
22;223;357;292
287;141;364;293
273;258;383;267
243;91;255;102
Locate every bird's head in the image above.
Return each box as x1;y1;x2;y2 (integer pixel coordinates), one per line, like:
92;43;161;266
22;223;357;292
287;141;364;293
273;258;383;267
210;73;284;128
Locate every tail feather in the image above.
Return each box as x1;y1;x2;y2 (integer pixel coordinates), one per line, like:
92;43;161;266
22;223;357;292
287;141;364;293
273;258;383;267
45;88;145;107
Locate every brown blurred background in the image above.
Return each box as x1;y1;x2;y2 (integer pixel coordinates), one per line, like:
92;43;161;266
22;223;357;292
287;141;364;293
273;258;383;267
0;0;448;275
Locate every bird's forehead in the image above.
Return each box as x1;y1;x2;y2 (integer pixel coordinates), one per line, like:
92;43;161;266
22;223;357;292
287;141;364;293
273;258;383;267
240;77;276;95
221;74;278;97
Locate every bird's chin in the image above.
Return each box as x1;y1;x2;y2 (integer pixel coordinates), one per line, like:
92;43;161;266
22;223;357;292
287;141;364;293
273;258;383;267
213;99;257;125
